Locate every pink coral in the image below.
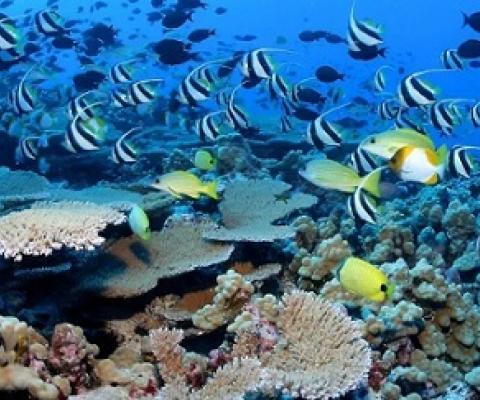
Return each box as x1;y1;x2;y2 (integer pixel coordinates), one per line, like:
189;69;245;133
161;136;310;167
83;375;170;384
48;324;99;393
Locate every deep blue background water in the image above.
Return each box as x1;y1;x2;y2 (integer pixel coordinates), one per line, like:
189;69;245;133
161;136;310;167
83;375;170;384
7;0;480;148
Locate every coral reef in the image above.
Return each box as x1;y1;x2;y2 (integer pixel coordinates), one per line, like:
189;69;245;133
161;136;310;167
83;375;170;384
0;201;126;261
77;215;234;298
203;179;317;242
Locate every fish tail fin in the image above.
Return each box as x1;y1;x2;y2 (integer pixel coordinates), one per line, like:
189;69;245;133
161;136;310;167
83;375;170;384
360;167;383;198
437;144;449;178
204;180;219;200
379;48;387;58
462;12;469;27
386;282;395;300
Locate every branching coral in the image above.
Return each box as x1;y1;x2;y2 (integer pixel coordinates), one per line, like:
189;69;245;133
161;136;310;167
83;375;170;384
151;291;371;399
260;290;372;399
203;179;317;242
0;201;126;261
78;215;234;298
192;269;254;330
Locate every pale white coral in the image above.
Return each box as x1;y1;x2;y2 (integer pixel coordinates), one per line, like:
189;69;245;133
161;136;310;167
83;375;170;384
0;201;126;261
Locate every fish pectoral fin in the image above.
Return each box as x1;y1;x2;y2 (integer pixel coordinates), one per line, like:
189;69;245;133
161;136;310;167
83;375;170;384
167;186;184;199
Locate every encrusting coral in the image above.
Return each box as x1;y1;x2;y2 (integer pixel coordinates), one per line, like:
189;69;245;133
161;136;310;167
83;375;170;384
0;201;126;261
192;269;254;330
203;179;317;242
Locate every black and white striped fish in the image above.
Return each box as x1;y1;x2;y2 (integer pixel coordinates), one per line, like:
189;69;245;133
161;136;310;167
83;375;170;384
347;4;383;52
111;127;140;164
18;137;39;161
429;100;465;135
347;187;377;224
440;49;463;70
64;102;106;153
470;102;480;127
398;69;442;108
395;109;426;134
306;103;349;149
373;66;391;93
111;89;133;108
68;90;98;120
128;79;163;105
195;111;225;141
178;72;211;106
195;65;217;86
349;147;377;176
279;115;293;133
240;48;281;80
378;99;399;120
0;16;20;50
12;67;36;115
226;86;250;131
34;10;65;36
267;73;289;99
109;60;136;84
447;146;480;178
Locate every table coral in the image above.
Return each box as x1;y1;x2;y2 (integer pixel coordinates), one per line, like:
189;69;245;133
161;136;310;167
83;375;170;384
203;179;317;242
0;201;126;261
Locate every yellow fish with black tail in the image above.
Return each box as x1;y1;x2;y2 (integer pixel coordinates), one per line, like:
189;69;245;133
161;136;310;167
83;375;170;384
194;149;217;171
300;159;382;196
151;170;219;200
339;257;394;302
389;144;448;185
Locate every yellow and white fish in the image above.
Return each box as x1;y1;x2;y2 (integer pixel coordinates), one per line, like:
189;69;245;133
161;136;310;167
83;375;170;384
389;145;447;185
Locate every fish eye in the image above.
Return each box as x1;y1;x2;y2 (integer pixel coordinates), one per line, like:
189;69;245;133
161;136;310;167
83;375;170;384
370;138;376;144
380;284;387;292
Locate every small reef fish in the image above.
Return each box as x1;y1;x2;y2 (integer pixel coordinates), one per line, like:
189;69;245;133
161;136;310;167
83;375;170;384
339;257;394;302
300;159;381;197
128;205;151;241
194;149;216;171
361;129;434;160
151;170;219;200
389;145;448;185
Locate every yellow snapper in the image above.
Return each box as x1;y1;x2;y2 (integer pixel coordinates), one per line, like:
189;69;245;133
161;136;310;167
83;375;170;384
389;145;448;185
151;170;219;200
360;128;434;160
128;205;151;241
300;159;382;197
339;257;394;302
194;149;217;171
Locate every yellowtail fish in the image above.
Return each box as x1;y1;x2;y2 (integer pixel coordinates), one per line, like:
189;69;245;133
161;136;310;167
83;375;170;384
128;205;151;241
151;171;219;200
300;159;381;197
360;128;434;160
389;145;447;185
339;256;394;302
194;149;216;171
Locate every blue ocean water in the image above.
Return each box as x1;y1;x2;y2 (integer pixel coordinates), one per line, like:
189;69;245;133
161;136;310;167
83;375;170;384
2;0;480;399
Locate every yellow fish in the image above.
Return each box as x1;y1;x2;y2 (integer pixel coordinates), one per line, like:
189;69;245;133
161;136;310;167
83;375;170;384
194;149;217;171
151;170;219;200
389;145;447;185
361;128;434;160
339;257;394;302
300;159;382;197
128;205;151;241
